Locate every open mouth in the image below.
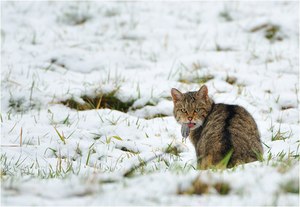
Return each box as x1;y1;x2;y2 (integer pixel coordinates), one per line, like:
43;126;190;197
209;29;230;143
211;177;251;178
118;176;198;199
187;123;196;128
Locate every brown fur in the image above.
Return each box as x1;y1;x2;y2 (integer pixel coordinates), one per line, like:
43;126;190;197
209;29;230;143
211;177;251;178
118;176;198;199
171;85;263;169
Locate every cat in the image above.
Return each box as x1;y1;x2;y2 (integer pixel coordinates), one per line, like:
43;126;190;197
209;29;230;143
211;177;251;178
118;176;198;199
171;85;263;169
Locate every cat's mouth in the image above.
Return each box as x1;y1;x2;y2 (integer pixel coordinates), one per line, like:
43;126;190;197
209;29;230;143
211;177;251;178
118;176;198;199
183;120;203;130
187;122;196;128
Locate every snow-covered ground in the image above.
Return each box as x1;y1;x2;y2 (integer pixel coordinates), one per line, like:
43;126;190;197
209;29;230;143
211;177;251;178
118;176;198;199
1;1;299;206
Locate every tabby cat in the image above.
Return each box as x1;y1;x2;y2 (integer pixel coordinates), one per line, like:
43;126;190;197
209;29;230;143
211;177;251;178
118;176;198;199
171;85;263;169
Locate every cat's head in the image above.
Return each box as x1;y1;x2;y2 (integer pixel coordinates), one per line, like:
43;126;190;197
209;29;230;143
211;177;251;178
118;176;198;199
171;85;212;130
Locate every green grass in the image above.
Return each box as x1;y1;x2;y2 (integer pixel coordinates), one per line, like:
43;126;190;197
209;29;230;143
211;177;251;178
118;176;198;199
250;23;283;42
214;182;231;195
60;89;167;120
61;91;134;112
219;9;233;22
178;74;214;85
264;148;299;174
144;113;169;120
8;97;25;112
54;127;66;144
265;25;281;41
215;43;233;52
225;76;237;85
178;177;231;195
8;96;41;113
269;122;293;141
58;3;92;26
0;152;80;180
131;100;157;110
281;179;299;194
271;129;292;141
122;143;187;177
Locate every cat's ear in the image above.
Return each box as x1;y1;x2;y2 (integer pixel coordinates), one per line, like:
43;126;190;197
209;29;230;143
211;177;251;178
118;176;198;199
171;88;183;103
196;85;208;101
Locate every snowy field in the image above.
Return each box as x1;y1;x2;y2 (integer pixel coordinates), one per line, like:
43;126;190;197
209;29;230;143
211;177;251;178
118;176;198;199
1;1;299;206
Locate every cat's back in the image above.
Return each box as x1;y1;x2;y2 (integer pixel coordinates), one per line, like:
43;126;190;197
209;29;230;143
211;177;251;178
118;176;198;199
196;103;263;166
201;103;239;135
203;103;259;137
197;103;240;151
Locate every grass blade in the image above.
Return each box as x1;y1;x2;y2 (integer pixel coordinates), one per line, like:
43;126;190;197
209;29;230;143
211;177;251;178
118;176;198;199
54;127;66;144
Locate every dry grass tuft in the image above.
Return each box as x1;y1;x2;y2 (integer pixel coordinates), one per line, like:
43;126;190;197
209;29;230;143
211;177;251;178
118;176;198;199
61;92;134;112
178;177;231;195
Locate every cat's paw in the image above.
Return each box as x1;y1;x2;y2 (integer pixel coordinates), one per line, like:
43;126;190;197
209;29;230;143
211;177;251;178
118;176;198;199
181;123;190;138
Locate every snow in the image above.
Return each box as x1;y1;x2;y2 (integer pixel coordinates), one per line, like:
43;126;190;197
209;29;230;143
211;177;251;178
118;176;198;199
1;1;299;206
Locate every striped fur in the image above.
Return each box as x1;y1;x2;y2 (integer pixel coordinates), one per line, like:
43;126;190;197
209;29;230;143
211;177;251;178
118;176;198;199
171;85;263;169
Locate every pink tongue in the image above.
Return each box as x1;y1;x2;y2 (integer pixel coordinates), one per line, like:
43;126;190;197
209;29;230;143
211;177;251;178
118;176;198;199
188;123;195;128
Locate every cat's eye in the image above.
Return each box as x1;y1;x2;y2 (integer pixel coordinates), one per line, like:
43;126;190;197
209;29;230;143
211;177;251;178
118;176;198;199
181;109;187;113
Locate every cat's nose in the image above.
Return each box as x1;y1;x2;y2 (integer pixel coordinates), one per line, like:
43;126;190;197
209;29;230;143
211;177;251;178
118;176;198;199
188;117;193;121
